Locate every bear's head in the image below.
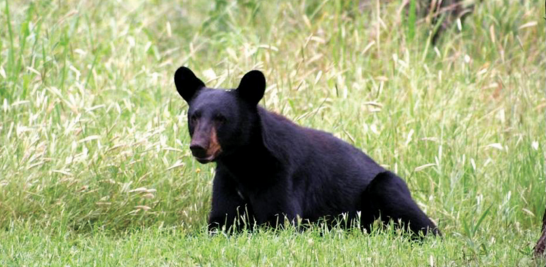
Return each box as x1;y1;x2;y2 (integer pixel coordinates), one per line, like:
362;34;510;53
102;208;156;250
174;66;266;163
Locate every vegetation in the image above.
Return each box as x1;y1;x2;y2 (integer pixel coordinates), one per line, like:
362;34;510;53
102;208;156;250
0;0;544;265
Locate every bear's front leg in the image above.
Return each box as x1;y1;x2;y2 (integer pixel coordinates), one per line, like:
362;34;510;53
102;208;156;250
208;170;254;232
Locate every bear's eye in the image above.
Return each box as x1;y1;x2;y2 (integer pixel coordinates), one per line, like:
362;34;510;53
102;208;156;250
214;115;226;125
190;115;198;126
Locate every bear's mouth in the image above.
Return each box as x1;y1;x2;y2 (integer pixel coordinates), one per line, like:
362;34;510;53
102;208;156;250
194;155;216;164
192;145;222;164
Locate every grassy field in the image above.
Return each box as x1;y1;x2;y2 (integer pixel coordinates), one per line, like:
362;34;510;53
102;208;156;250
0;0;545;265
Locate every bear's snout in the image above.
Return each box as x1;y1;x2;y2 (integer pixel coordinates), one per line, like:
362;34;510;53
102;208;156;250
190;143;208;158
189;126;222;163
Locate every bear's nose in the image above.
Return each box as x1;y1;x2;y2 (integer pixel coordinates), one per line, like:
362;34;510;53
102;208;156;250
190;144;208;158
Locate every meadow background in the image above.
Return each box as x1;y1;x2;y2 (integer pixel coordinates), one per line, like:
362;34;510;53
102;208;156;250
0;0;545;265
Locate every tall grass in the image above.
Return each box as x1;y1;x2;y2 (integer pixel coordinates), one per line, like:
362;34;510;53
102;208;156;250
0;0;544;265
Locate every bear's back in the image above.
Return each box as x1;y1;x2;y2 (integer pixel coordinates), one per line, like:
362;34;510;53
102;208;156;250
258;107;384;218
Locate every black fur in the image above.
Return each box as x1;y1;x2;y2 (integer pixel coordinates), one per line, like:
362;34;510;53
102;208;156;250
174;67;440;236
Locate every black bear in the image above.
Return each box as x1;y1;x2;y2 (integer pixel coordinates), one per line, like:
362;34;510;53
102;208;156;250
174;66;440;236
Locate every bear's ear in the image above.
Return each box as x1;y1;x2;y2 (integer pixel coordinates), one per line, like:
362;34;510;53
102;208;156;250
236;70;266;105
174;66;205;103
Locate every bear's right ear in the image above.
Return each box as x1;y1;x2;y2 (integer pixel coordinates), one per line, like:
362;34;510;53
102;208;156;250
174;66;205;103
236;70;266;106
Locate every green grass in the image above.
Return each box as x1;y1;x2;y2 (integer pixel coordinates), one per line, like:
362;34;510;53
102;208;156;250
0;0;544;265
0;223;542;266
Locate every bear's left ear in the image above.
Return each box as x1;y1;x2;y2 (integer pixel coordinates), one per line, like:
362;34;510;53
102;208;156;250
174;66;205;103
236;70;266;105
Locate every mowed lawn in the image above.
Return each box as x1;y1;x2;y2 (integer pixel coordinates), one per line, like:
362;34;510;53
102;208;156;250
0;0;544;265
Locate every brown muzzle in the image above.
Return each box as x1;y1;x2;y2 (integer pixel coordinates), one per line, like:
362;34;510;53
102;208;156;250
190;125;222;163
